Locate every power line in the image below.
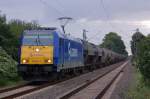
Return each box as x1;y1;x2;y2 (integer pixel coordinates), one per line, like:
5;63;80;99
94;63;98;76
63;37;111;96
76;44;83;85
99;0;124;34
54;0;66;11
39;0;65;16
100;0;114;29
87;31;101;41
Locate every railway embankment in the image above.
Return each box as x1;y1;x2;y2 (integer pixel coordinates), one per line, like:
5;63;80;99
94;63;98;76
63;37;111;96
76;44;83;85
126;65;150;99
109;61;150;99
128;34;150;99
106;61;135;99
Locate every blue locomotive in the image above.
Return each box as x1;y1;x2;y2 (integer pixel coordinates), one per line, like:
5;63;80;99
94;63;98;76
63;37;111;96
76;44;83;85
18;27;125;81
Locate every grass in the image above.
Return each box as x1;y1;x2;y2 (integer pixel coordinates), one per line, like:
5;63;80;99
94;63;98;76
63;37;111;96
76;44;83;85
0;77;22;87
126;69;150;99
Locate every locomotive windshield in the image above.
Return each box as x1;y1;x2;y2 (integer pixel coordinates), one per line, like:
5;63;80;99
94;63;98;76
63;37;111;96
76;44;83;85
22;30;53;46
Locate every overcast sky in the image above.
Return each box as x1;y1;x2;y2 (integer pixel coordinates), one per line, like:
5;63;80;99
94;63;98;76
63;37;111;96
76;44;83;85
1;0;150;54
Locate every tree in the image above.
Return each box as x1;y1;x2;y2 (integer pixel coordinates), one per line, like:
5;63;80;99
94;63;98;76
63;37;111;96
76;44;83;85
8;19;40;38
0;14;16;59
100;32;128;56
136;36;150;82
130;29;150;83
130;29;145;56
0;14;13;39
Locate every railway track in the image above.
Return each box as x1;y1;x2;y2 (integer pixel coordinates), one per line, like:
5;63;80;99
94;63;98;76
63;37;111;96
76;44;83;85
0;82;47;99
0;82;29;93
59;61;128;99
0;61;127;99
0;77;74;99
14;61;126;99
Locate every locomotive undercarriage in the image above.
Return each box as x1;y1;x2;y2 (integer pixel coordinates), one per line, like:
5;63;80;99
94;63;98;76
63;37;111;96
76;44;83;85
18;55;103;81
18;65;53;81
18;52;121;81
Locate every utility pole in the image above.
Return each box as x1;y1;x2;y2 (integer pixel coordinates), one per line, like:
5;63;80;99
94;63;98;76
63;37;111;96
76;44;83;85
83;29;88;41
136;28;139;32
58;17;73;34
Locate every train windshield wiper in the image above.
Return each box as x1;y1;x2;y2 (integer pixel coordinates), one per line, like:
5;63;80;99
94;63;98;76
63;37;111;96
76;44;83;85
35;38;39;46
37;34;43;46
34;34;43;46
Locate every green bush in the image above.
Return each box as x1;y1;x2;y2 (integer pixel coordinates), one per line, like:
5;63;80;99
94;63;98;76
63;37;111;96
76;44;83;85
0;47;21;86
126;70;150;99
136;36;150;83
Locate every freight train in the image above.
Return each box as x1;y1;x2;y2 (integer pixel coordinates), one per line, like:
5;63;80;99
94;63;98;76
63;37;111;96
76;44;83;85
18;27;126;81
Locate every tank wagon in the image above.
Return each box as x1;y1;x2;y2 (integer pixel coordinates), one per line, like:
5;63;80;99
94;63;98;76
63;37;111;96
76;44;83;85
18;27;126;81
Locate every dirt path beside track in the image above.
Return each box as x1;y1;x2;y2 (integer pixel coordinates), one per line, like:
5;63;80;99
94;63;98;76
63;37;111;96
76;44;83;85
109;61;136;99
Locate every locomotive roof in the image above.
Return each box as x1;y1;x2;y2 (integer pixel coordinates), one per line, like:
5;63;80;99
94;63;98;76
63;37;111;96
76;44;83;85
24;29;56;34
56;30;82;43
24;28;82;44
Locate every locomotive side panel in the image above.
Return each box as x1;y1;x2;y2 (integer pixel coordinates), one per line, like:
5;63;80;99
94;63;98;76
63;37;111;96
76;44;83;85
59;38;84;70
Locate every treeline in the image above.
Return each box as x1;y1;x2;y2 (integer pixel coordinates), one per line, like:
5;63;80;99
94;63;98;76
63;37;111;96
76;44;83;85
0;13;39;60
100;32;128;56
131;29;150;84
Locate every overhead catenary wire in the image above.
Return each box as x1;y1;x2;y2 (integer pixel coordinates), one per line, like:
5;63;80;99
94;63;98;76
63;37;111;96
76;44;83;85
85;0;123;42
84;0;115;42
87;31;102;41
39;0;65;16
54;0;66;12
100;0;114;29
99;0;124;33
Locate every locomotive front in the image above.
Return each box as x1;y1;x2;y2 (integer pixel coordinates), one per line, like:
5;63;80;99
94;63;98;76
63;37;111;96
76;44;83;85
18;29;54;80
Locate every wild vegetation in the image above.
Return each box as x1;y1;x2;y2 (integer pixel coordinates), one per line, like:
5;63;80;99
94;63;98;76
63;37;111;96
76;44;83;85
0;47;21;86
100;32;128;56
128;29;150;98
131;29;150;83
0;13;39;86
126;69;150;99
136;36;150;83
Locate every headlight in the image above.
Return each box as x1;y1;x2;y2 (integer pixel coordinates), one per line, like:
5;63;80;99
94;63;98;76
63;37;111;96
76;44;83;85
35;48;40;52
47;59;52;63
22;59;27;63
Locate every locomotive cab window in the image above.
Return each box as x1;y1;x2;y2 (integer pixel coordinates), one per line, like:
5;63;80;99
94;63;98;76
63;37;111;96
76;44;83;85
22;31;53;46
